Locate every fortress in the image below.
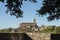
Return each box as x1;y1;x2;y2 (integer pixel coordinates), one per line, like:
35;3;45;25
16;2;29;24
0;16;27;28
18;18;38;32
11;18;49;32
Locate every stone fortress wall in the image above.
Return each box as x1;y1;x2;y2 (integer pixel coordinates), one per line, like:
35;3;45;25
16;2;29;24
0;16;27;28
0;33;59;40
27;33;50;40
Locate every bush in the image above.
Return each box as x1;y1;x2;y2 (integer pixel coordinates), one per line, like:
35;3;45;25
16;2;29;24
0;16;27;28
41;27;53;33
0;28;13;32
55;27;60;33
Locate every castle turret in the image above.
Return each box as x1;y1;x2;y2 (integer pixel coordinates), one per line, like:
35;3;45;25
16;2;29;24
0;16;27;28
34;18;36;24
33;18;36;27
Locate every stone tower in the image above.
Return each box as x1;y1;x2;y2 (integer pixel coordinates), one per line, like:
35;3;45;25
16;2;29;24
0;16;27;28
33;18;36;27
34;18;36;23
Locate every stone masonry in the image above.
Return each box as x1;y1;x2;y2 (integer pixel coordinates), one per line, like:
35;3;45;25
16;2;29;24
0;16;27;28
27;33;50;40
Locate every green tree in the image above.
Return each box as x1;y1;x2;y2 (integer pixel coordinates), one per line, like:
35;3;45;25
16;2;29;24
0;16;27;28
0;0;37;18
0;0;60;21
0;28;13;32
52;26;55;31
7;28;13;31
37;0;60;21
55;27;60;33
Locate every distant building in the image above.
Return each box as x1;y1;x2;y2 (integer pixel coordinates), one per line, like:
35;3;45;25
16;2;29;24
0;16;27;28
18;18;38;32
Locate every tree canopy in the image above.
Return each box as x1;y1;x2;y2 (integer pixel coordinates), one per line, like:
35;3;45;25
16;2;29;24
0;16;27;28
0;0;37;18
37;0;60;21
0;0;60;21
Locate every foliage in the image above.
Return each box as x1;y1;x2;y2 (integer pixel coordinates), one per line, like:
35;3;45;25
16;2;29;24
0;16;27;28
0;0;37;18
0;28;13;32
55;27;60;33
0;0;60;21
41;27;53;33
37;0;60;21
40;26;60;33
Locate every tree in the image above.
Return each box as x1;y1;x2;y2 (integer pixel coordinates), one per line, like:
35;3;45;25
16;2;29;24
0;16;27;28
52;25;55;30
37;0;60;21
0;0;37;18
7;28;13;31
0;0;60;21
0;28;13;32
55;27;60;33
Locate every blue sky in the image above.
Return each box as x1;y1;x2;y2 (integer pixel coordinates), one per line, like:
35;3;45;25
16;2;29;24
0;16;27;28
0;0;60;29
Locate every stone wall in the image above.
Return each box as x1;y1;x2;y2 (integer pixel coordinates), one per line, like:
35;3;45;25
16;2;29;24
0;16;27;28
27;33;50;40
0;33;51;40
0;33;32;40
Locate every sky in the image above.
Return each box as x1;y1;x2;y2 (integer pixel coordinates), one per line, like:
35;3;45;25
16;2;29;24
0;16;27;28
0;0;60;29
